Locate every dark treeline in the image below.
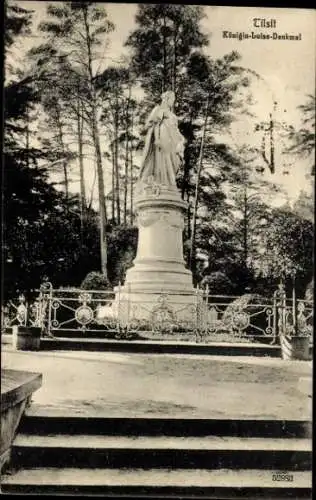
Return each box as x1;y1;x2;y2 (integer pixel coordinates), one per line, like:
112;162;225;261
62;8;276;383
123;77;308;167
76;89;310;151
3;2;314;300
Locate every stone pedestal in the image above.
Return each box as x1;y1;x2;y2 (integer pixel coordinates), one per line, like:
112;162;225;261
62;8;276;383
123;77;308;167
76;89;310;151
12;326;41;351
1;369;42;472
114;182;199;325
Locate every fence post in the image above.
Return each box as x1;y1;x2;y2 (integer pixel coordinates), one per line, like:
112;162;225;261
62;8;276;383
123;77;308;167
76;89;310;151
279;282;286;337
273;282;286;344
195;284;201;343
292;284;297;336
272;290;278;344
46;282;53;336
117;281;121;335
127;282;131;331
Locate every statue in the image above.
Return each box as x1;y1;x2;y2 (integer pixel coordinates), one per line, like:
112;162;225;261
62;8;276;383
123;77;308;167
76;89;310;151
138;91;185;187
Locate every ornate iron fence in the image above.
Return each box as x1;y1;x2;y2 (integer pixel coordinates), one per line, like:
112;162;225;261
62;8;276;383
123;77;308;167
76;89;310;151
197;294;276;343
1;295;39;329
2;282;313;344
272;283;313;340
35;281;118;336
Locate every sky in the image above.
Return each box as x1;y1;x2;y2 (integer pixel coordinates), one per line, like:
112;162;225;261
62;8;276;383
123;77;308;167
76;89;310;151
10;2;316;204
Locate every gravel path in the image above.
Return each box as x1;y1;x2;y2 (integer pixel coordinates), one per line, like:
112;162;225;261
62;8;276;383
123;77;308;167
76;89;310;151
1;348;312;419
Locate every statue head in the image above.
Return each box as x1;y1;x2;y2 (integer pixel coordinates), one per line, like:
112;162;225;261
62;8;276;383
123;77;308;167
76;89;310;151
161;90;175;107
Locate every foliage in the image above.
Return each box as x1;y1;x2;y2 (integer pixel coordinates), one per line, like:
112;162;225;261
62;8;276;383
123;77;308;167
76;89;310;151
201;272;235;295
96;66;141;225
81;271;112;291
4;1;313;304
3;1;67;299
3;194;102;299
256;207;314;298
222;293;269;336
107;226;138;285
305;279;313;302
3;4;105;299
286;94;315;173
4;1;32;50
127;5;256;279
30;1;116;277
292;189;314;223
125;4;208;100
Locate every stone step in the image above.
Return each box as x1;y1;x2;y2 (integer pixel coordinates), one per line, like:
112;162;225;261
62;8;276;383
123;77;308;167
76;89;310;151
14;433;312;451
11;433;311;470
39;337;281;357
20;414;313;439
2;467;312;497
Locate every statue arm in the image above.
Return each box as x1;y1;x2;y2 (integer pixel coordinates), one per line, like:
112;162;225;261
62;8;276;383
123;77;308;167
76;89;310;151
143;106;165;149
144;106;164;130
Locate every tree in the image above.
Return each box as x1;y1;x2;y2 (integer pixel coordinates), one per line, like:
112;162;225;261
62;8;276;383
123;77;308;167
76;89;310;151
126;7;254;282
226;145;280;268
292;189;314;223
255;207;314;298
286;94;315;174
4;0;47;297
96;65;130;225
32;2;115;278
35;56;95;234
107;226;138;285
4;1;32;55
4;1;103;298
125;4;208;100
201;272;235;295
40;92;73;203
195;139;286;294
182;52;254;278
4;0;36;142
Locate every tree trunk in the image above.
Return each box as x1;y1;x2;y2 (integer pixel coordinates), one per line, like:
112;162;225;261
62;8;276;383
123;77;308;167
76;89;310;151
25;105;30;169
181;119;193;201
187;193;191;239
129;113;134;225
77;97;86;237
110;138;115;222
114;94;121;225
83;6;108;278
93;116;108;276
172;24;177;94
243;187;248;268
269;111;275;174
162;15;167;92
56;104;69;204
261;106;276;174
123;95;131;226
189;94;210;279
123;83;132;225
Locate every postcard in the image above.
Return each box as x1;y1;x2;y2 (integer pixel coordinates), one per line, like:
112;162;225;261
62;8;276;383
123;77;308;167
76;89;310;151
2;2;314;498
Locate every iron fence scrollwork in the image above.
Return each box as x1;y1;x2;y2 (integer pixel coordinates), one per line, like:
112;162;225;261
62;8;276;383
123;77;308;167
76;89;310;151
2;281;313;345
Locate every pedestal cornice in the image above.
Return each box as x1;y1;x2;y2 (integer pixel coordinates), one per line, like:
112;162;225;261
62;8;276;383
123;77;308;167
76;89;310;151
134;182;187;213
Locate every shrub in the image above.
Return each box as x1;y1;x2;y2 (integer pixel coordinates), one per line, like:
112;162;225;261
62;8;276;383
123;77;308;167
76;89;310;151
81;271;112;291
107;226;138;285
305;279;313;302
222;293;271;337
201;272;235;295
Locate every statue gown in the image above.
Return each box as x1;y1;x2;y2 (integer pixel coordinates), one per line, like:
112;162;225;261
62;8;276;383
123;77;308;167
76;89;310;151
138;105;185;186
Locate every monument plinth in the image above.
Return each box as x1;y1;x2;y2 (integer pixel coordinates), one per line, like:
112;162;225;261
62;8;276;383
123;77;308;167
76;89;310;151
115;191;198;323
112;91;200;325
124;183;193;293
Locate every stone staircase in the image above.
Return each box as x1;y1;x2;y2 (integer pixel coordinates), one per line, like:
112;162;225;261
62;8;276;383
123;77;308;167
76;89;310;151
1;414;312;497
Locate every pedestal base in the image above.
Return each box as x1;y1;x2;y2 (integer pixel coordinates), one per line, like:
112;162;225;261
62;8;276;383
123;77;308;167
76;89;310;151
99;183;201;331
115;288;201;327
118;183;198;326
